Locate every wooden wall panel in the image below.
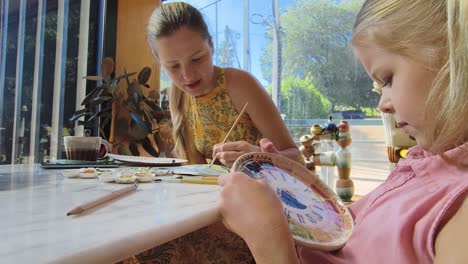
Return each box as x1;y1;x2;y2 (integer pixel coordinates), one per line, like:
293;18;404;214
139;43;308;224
111;0;161;155
115;0;160;92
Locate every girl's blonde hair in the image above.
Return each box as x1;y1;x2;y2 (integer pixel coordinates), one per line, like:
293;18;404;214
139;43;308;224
352;0;468;156
147;2;213;158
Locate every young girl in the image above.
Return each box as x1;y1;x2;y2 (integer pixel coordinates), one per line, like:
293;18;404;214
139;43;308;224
147;2;302;167
218;0;468;263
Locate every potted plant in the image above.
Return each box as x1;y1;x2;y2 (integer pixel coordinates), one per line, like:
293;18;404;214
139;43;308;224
69;65;167;157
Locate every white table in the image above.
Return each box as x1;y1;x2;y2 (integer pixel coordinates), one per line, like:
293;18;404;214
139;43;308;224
0;164;220;263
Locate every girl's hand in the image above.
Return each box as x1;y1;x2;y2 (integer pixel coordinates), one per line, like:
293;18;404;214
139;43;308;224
218;172;298;263
212;141;260;167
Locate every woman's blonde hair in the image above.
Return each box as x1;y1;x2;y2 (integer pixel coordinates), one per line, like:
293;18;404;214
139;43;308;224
147;2;213;158
352;0;468;156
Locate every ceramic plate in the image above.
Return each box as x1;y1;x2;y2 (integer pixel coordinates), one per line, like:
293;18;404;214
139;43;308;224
108;154;187;166
232;152;354;251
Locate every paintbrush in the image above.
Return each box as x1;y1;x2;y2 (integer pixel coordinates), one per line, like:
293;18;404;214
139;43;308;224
208;102;249;168
155;178;218;185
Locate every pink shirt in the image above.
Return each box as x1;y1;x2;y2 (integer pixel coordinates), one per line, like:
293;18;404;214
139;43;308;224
299;143;468;263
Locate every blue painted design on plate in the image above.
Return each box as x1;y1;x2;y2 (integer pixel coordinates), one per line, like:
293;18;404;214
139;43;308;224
278;189;307;210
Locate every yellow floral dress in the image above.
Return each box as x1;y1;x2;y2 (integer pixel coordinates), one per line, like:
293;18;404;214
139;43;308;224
185;67;262;158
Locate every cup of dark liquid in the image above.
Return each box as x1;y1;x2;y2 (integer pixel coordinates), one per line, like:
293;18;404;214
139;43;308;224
63;136;109;161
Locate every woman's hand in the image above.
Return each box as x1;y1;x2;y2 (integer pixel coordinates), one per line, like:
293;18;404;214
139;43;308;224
260;137;304;165
259;138;280;154
212;141;260;167
213;138;302;167
218;172;298;263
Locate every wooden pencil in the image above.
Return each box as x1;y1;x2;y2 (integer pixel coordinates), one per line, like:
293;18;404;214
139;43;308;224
66;184;138;216
208;102;249;168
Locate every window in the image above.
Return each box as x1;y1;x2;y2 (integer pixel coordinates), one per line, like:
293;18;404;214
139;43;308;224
161;0;393;195
0;0;105;164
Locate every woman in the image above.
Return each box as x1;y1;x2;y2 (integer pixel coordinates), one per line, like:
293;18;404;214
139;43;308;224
147;2;302;167
122;2;299;263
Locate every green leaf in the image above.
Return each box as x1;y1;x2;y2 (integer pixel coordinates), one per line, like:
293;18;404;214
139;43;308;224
111;78;120;87
142;109;154;132
142;107;154;123
99;111;111;119
130;120;149;141
81;86;102;105
126;102;137;113
73;108;88;115
132;92;140;104
141;137;159;157
88;113;97;122
79;120;96;127
69;108;88;121
99;105;113;114
127;81;141;97
92;95;113;105
138;67;152;85
130;112;150;133
129;142;140;156
101;116;111;129
69;110;93;122
115;71;137;82
89;109;112;122
100;87;113;97
144;98;162;112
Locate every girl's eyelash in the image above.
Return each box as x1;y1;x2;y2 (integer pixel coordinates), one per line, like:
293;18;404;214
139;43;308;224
372;76;392;95
382;77;392;87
